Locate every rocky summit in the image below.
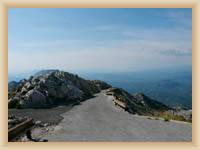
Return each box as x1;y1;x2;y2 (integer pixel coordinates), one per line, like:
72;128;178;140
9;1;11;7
8;70;111;108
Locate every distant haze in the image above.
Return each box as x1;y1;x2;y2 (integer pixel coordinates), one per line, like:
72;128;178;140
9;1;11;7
9;8;191;75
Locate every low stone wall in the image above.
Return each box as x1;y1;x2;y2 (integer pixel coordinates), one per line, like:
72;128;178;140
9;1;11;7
8;118;34;141
113;98;127;109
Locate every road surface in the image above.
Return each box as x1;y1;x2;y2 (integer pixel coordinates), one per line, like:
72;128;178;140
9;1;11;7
41;91;192;141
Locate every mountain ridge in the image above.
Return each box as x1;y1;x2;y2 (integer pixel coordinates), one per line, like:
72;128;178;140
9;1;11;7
8;70;170;115
8;69;192;122
8;70;111;108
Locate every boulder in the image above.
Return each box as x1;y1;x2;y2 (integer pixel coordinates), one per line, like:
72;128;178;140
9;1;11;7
8;97;20;108
65;84;84;99
21;87;28;94
24;82;33;90
35;120;42;127
20;89;47;108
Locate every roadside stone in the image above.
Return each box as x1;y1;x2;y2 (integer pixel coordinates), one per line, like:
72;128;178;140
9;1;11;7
35;120;42;126
43;123;49;127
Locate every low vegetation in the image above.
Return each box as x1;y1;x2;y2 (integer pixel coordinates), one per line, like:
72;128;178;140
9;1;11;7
153;112;192;123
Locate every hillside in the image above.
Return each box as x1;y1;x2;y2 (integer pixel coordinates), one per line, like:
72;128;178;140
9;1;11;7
106;88;169;115
8;70;111;108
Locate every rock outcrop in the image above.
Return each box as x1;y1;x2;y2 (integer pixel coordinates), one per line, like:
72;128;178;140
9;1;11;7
132;93;169;111
8;70;111;108
20;89;47;108
92;80;112;90
106;88;170;115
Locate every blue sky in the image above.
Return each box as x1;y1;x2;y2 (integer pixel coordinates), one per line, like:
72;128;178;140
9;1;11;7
8;8;192;74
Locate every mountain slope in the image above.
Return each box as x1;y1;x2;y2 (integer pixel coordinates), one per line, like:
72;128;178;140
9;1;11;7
8;70;111;108
106;88;170;115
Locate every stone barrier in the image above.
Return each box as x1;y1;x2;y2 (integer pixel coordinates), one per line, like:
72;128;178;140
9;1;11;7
8;118;34;141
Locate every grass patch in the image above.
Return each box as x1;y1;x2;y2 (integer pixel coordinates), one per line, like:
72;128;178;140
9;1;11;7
156;112;191;123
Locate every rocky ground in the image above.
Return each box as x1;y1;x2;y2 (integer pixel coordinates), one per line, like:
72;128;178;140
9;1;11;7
9;105;73;125
9;104;74;141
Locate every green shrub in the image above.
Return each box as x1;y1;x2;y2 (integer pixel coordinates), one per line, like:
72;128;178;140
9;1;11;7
156;112;189;122
147;117;152;120
172;115;186;121
164;117;170;122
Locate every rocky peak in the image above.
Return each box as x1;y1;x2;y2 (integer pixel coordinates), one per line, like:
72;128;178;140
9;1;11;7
33;69;59;78
8;70;111;108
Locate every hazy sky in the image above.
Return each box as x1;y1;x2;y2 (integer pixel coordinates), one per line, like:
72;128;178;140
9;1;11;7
8;8;192;74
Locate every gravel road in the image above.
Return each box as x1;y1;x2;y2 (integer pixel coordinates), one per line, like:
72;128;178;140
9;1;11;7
41;91;192;141
9;106;72;125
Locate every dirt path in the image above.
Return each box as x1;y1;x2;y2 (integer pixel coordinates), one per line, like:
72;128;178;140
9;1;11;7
41;91;192;141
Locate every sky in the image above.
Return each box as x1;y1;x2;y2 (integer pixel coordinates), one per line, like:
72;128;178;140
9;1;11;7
8;8;192;75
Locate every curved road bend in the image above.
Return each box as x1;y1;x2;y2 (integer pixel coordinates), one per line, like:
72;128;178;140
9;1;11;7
41;91;192;141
